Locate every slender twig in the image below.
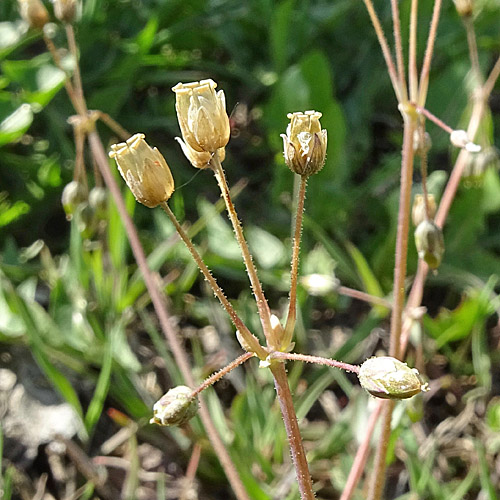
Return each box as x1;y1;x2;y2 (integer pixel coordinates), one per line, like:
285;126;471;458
190;352;254;399
339;402;383;500
417;0;443;106
270;351;360;374
482;56;500;98
270;363;315;500
338;286;392;309
390;0;408;101
417;122;431;219
283;175;308;349
362;0;403;102
97;111;131;141
160;202;267;359
464;17;482;86
87;131;251;500
72;122;87;188
414;104;454;134
210;154;275;348
367;114;417;500
65;24;87;113
367;400;395;500
408;0;419;102
43;35;83;114
180;444;202;500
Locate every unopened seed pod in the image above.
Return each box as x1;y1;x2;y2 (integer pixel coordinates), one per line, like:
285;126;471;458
358;356;428;400
150;386;198;427
62;180;87;220
411;194;437;227
414;220;445;269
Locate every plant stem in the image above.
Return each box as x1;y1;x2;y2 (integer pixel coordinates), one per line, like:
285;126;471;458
367;400;395;500
409;0;419;102
417;0;443;106
339;402;383;500
65;24;87;113
417;122;431;220
413;105;454;134
87;131;251;500
96;111;131;141
390;0;408;101
338;286;392;309
367;113;417;500
464;16;482;86
160;202;267;360
210;154;275;348
190;352;254;399
362;0;403;102
270;352;360;374
270;363;315;500
283;175;308;349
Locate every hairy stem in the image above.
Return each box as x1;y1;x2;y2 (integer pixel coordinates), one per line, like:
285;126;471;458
270;352;360;374
190;352;254;399
87;131;251;500
211;154;275;347
338;286;392;309
160;202;267;360
414;105;454;134
270;363;315;500
283;175;308;349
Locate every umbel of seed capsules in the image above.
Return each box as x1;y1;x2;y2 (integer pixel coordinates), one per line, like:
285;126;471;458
358;356;428;400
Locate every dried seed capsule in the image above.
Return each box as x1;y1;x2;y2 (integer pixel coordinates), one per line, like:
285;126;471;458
411;194;437;227
463;147;500;183
150;386;198;427
453;0;474;17
281;111;327;176
17;0;49;29
414;220;445;269
413;130;432;156
358;356;428;400
172;79;230;154
109;133;174;208
53;0;79;23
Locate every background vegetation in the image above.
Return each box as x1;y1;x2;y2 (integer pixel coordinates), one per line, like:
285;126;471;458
0;0;499;499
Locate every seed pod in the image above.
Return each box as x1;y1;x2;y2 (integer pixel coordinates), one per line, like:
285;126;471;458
453;0;474;17
281;111;327;176
411;194;437;227
413;130;432;156
463;147;500;183
172;79;230;154
88;186;107;218
150;386;198;427
358;356;428;400
17;0;49;29
414;220;445;269
109;133;174;208
62;180;87;220
53;0;80;23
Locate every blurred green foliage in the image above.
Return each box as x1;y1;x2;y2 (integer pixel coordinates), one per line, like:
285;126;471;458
0;0;499;498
